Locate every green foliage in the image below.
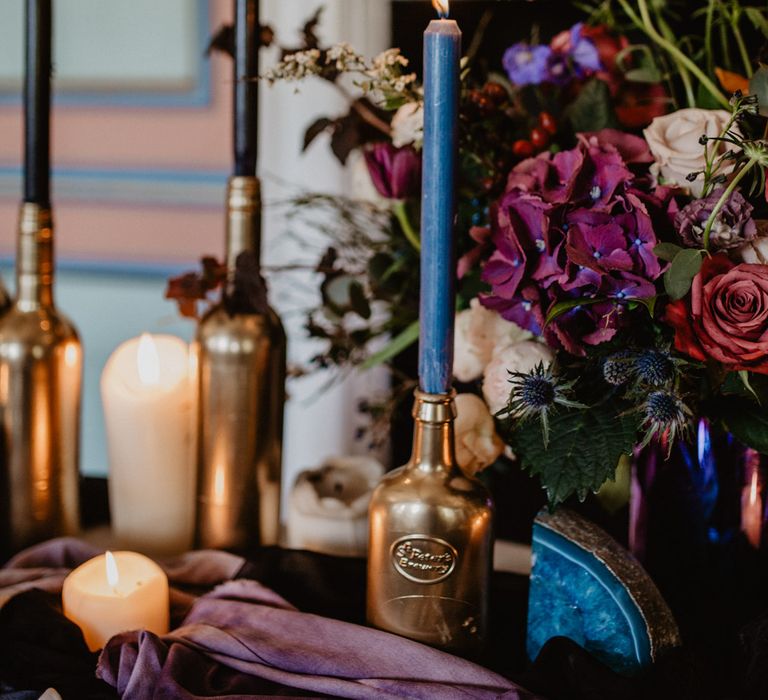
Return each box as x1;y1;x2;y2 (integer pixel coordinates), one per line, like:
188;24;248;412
749;65;768;116
361;321;419;370
721;397;768;455
653;242;684;263
511;399;639;507
663;248;704;300
563;78;619;134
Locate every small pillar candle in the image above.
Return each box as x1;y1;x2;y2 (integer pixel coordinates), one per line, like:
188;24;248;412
62;550;169;651
101;334;196;554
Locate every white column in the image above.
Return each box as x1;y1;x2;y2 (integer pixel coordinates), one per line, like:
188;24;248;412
260;0;392;519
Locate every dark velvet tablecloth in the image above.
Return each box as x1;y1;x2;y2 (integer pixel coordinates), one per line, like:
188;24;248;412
1;544;766;700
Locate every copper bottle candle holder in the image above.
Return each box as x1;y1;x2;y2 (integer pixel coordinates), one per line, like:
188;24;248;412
367;391;493;656
0;203;82;555
194;176;286;549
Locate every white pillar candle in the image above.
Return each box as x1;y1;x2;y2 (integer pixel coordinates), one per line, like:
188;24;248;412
101;334;196;554
62;550;169;651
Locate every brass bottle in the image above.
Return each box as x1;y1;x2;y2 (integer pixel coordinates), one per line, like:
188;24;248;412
367;391;494;656
194;176;286;549
0;203;82;555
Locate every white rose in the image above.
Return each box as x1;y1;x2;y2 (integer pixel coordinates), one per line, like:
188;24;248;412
738;220;768;263
482;341;554;415
454;393;504;477
391;102;423;148
454;299;531;383
644;108;736;196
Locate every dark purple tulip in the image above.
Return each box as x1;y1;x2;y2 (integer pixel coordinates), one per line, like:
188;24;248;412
364;142;421;200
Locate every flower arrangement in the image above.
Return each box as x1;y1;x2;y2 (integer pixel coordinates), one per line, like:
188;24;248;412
173;2;768;506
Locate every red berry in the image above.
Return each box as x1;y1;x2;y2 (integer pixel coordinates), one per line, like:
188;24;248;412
483;81;508;104
512;139;534;158
530;127;549;149
538;111;557;134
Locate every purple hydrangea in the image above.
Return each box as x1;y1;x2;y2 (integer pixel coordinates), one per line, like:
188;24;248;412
480;131;670;355
675;187;757;250
502;44;553;86
364;142;421;200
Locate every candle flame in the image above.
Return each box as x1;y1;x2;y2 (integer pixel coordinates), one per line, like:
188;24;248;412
432;0;449;18
105;551;119;588
137;333;160;386
750;469;759;506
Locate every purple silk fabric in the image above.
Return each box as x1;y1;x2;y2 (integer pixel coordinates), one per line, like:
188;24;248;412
2;539;539;699
98;579;534;699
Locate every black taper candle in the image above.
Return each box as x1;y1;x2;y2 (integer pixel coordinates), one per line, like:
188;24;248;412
233;0;258;176
23;0;52;205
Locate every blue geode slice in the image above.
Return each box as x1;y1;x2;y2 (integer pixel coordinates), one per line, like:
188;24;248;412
527;508;681;675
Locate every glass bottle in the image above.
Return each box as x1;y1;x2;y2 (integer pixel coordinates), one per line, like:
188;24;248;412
367;390;493;656
0;203;82;555
194;176;286;549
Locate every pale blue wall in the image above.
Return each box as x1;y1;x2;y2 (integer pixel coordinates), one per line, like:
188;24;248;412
0;263;195;477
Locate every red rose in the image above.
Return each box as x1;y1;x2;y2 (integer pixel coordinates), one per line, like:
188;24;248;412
665;255;768;374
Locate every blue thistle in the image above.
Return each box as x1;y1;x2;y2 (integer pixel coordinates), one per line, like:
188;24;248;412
635;351;675;387
602;351;636;386
640;390;691;453
502;362;585;447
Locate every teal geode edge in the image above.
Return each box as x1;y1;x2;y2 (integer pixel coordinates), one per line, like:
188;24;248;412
529;508;681;670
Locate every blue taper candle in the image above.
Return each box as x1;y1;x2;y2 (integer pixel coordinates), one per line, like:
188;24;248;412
419;2;461;394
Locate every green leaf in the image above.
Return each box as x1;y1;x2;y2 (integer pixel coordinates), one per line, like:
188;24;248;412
563;78;619;134
545;297;606;325
511;401;639;507
749;65;768;116
663;249;703;300
630;296;658;318
739;370;762;405
722;398;768;455
361;321;418;370
745;8;768;40
624;67;663;83
653;242;683;262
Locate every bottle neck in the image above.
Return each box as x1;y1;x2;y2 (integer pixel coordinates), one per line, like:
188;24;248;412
408;391;458;474
16;202;54;310
224;175;261;292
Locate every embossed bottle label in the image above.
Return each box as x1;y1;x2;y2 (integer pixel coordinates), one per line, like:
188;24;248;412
391;535;457;584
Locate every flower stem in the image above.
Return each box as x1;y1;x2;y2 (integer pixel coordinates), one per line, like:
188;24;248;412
702;156;758;250
625;0;729;109
393;200;421;251
730;13;753;78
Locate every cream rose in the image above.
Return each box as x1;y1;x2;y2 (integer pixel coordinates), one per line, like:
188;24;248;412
644;108;736;196
738;222;768;264
482;340;554;415
454;393;504;476
391;102;423;148
454;299;531;383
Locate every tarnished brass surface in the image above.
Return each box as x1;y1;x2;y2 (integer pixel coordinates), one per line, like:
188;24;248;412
367;391;494;656
0;203;82;555
195;176;286;549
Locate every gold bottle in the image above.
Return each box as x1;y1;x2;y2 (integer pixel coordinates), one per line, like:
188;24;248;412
367;390;494;656
194;176;286;549
0;203;82;555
